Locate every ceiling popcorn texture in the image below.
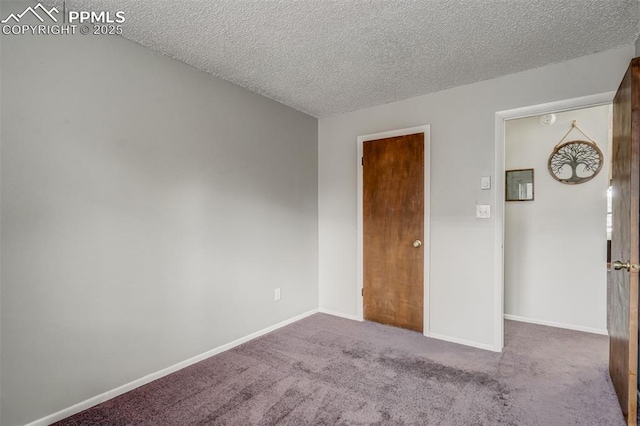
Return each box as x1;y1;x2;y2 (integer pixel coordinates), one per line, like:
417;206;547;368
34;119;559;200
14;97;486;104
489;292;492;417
50;0;640;117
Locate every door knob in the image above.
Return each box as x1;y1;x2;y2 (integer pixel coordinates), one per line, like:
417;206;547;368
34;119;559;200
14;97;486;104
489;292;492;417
412;240;422;248
613;260;640;272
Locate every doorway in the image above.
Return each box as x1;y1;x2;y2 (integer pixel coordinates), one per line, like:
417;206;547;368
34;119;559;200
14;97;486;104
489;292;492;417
356;125;431;334
494;92;616;351
503;105;611;336
496;67;640;424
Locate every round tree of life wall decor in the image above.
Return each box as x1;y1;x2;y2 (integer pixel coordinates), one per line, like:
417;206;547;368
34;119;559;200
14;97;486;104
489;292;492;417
547;121;603;185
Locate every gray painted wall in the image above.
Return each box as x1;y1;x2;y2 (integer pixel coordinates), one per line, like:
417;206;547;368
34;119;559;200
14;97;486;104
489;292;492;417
0;14;318;426
318;45;633;349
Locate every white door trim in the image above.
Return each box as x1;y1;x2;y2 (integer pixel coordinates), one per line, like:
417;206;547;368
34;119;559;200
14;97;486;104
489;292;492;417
494;92;615;351
357;125;431;335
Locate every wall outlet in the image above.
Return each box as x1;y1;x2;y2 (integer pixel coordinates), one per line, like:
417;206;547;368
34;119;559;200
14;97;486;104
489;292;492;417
476;205;491;219
274;288;281;301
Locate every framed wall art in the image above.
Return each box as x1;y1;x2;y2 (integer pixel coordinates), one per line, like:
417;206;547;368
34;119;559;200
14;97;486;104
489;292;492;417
547;120;603;185
506;168;534;201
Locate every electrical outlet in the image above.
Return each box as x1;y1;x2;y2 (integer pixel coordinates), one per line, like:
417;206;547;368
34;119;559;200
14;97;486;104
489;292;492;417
476;205;491;219
274;288;281;301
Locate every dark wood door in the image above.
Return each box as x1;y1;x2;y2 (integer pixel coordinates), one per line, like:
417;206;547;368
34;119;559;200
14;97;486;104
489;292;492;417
363;133;424;332
610;57;640;426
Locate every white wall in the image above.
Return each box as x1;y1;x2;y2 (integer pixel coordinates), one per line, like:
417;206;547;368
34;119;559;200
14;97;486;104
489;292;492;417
505;106;610;333
319;45;634;350
0;5;318;425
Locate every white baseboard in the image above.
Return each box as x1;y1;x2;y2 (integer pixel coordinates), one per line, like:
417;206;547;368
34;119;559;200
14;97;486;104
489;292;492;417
318;307;363;322
25;309;319;426
427;332;501;352
320;310;499;352
504;314;607;336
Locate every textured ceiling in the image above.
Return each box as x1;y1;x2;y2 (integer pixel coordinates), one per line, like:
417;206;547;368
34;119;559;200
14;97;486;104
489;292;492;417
50;1;640;117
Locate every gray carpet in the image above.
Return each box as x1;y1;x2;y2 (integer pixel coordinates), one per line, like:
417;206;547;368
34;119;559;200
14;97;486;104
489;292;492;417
55;314;624;425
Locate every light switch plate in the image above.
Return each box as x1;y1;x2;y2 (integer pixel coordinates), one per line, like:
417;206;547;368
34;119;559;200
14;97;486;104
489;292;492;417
476;205;491;219
481;176;491;190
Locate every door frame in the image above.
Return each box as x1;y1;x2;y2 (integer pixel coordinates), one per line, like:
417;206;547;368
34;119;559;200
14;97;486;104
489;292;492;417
494;92;616;350
357;125;431;335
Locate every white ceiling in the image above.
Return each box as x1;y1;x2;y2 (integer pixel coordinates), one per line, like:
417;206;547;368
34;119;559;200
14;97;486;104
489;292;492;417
52;1;640;117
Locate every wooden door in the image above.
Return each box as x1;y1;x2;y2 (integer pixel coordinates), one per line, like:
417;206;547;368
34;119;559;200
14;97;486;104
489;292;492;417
363;133;424;332
610;57;640;426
